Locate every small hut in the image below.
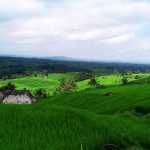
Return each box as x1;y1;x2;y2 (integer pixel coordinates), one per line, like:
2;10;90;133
0;90;36;104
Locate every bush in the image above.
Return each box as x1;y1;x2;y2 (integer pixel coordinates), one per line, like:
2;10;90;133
55;77;76;94
88;78;100;88
135;75;139;79
74;72;94;82
0;82;16;91
122;77;128;85
34;88;49;98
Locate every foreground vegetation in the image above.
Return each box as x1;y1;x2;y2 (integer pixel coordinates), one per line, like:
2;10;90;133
0;84;150;149
0;73;150;149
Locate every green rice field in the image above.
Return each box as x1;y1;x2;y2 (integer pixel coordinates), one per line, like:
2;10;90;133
0;73;150;149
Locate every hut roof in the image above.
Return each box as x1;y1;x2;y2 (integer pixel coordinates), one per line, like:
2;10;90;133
1;90;35;103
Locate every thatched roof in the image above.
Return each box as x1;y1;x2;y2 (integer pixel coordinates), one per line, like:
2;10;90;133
0;90;36;103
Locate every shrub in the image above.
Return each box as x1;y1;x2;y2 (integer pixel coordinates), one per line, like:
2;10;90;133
34;88;49;98
0;82;16;91
88;78;100;88
122;77;128;85
135;75;139;79
74;72;94;82
55;77;76;94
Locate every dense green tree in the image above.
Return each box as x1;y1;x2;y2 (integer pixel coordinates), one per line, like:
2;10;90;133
74;72;94;82
34;88;48;98
0;82;16;91
122;77;128;85
135;75;139;79
55;78;76;94
88;78;100;88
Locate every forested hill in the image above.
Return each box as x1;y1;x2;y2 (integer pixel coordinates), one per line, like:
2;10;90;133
0;56;150;78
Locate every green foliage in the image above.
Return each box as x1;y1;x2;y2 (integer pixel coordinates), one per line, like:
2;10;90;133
55;77;76;94
74;72;94;82
1;73;150;94
0;82;16;91
1;56;150;79
122;77;128;85
77;74;150;91
88;78;100;88
0;74;67;95
135;75;140;79
34;88;49;98
0;85;149;149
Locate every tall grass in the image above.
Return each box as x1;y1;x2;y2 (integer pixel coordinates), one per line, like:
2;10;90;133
0;104;149;149
0;74;150;149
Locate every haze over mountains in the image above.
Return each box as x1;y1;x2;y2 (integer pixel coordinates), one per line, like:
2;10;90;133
0;54;150;65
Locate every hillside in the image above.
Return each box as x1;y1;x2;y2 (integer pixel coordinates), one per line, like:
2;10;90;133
1;56;150;79
1;0;150;149
46;84;150;114
0;74;67;95
77;74;150;91
0;84;150;149
1;73;150;95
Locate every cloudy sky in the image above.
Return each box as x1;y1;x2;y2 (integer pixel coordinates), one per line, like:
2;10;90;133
0;0;150;63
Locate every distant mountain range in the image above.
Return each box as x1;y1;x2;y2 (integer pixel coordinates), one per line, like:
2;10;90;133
0;54;150;64
43;56;81;61
0;54;81;61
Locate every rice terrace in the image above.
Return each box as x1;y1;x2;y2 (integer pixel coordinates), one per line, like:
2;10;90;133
1;0;150;149
0;57;150;150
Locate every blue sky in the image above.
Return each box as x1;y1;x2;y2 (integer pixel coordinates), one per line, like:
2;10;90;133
0;0;150;63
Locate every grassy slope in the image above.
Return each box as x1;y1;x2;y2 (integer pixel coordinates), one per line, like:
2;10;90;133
77;74;150;91
0;74;150;149
0;73;150;93
0;74;67;95
47;84;150;114
0;84;150;149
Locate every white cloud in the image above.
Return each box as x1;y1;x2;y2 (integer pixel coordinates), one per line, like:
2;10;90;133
66;24;139;41
0;0;150;62
100;33;135;45
0;0;46;20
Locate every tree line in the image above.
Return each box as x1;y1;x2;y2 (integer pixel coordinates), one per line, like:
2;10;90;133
1;56;150;79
